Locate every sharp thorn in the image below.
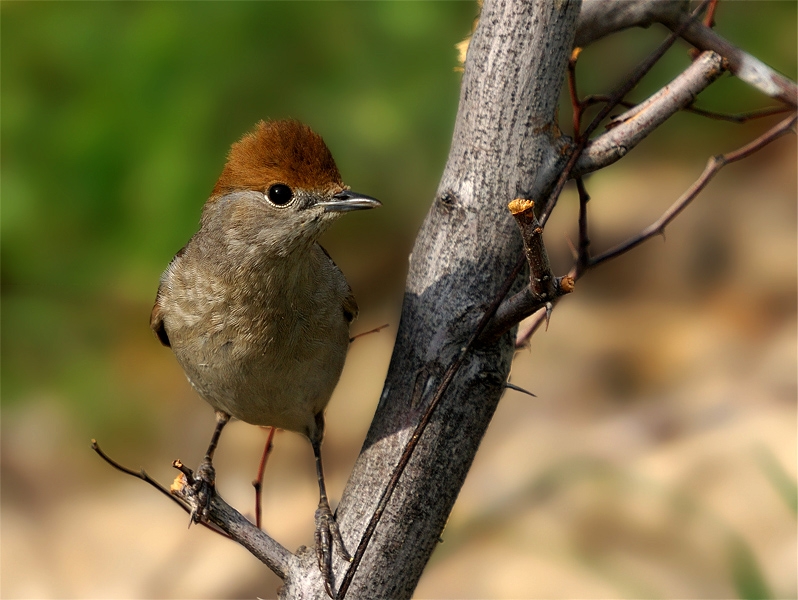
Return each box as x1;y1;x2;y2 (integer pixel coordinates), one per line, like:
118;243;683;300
505;382;537;398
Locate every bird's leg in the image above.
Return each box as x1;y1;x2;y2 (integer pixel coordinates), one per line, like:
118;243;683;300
190;410;230;524
311;413;350;599
253;426;276;529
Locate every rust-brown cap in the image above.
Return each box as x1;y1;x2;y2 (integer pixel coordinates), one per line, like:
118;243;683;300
211;120;344;199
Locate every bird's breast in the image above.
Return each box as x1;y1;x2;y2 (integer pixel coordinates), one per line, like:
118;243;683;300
162;247;352;433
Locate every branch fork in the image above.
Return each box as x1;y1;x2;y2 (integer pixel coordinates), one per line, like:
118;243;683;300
479;199;574;346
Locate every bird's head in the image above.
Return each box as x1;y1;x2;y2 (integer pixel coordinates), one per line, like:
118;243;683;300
202;120;380;256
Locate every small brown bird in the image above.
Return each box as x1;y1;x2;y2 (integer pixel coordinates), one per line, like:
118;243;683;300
150;119;379;592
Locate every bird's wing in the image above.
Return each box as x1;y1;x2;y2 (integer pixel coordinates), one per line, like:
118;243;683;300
149;244;189;348
150;295;171;347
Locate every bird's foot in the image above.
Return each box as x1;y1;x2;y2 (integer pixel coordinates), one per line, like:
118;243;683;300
173;456;217;525
314;499;351;599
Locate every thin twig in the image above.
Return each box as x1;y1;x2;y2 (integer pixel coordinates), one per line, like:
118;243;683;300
684;104;792;123
581;94;637;111
576;177;591;278
584;95;790;124
588;113;796;269
91;439;232;539
350;323;389;343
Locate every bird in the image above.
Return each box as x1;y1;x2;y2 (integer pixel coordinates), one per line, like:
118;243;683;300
150;119;380;595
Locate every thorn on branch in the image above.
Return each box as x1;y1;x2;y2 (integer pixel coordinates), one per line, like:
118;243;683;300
350;323;389;343
505;382;536;398
575;177;591;277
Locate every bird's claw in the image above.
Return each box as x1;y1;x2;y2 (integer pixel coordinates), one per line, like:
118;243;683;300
314;499;350;599
187;457;216;525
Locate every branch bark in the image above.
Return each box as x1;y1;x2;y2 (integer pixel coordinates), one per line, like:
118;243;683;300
575;0;688;48
170;468;295;579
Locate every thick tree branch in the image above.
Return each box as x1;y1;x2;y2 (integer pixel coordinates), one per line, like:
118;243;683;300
575;0;688;48
573;51;726;176
286;1;583;598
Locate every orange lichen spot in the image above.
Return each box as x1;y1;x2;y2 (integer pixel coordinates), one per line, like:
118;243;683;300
560;276;575;294
508;198;535;215
171;474;187;494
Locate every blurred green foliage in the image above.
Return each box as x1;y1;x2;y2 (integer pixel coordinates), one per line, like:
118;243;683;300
1;1;795;430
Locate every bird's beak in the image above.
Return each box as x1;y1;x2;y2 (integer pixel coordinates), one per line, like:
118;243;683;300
317;190;381;213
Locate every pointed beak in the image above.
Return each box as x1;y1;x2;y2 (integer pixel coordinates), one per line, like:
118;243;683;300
317;189;381;213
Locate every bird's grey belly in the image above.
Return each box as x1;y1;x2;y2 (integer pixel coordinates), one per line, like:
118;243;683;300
172;322;348;435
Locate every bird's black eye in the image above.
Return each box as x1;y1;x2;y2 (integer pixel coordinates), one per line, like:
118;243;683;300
266;183;293;206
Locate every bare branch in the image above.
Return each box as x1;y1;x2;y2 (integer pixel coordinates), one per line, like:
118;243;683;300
582;96;790;124
91;439;232;540
575;0;688;48
170;464;297;580
577;0;798;107
662;11;798;107
573;51;726;177
684;104;793;123
588;113;796;268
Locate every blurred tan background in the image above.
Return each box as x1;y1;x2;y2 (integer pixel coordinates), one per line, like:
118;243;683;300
1;2;795;598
